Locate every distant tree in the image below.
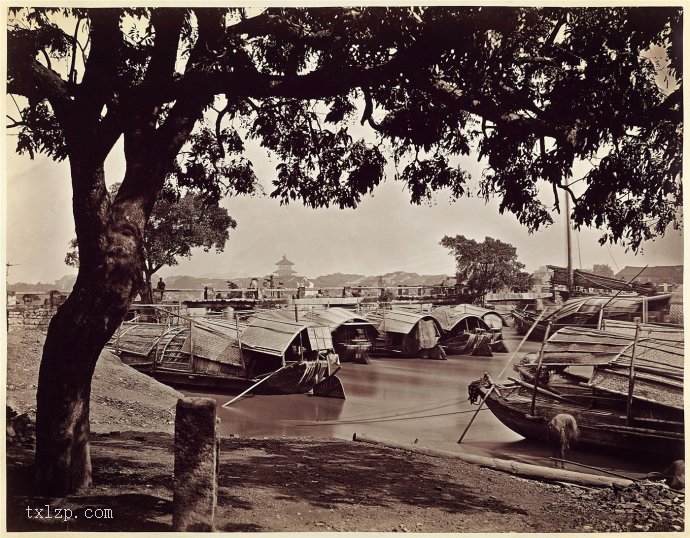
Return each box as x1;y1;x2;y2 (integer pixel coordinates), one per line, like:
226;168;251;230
588;264;615;278
7;6;681;495
66;183;236;303
441;235;531;302
510;271;534;293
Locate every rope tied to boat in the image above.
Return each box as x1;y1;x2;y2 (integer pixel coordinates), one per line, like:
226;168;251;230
467;379;485;405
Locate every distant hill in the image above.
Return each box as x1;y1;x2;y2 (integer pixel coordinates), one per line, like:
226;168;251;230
311;273;368;287
312;271;453;288
8;274;77;293
198;271;246;280
54;274;77;291
163;275;236;290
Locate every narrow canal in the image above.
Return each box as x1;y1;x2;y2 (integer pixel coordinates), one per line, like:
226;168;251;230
185;328;659;480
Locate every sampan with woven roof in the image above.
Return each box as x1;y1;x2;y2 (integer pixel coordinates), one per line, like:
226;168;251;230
365;309;445;359
248;307;380;364
430;306;509;356
108;308;345;398
472;320;683;460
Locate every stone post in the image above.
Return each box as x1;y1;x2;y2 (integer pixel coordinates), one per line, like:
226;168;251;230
173;397;218;531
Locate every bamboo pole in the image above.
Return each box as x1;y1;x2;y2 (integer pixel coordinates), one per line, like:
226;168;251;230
530;321;553;417
457;309;548;444
588;265;648;325
565;189;573;295
457;385;494;444
236;314;244;369
189;319;195;373
549;458;636;481
507;376;573;402
221;364;293;407
597;308;604;330
299;330;304;363
353;433;634;488
626;323;641;426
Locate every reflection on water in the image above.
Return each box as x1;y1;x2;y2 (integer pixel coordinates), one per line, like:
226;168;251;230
184;330;660;479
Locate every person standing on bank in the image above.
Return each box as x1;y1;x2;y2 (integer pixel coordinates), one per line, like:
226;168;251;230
156;277;166;302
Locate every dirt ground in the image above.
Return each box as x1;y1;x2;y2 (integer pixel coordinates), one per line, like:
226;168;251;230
5;327;685;532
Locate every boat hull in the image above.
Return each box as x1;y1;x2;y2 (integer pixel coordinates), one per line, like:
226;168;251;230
481;386;684;462
119;357;338;396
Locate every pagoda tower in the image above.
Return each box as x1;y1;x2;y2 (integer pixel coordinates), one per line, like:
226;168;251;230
274;254;297;277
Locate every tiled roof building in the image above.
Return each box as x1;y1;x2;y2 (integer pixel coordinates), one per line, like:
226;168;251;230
274;254;297;277
614;265;683;286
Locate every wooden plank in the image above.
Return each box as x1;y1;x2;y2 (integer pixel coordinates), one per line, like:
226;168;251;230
353;433;634;488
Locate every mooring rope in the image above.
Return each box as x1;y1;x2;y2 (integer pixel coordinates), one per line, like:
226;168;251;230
290;406;489;426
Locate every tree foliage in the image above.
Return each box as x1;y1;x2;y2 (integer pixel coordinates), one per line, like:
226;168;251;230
588;264;615;277
441;235;533;301
7;7;682;249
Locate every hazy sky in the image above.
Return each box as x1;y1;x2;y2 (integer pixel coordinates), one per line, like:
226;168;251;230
4;132;683;284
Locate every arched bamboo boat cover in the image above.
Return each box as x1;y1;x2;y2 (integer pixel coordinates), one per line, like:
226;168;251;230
365;309;441;352
311;307;380;334
537;320;683;410
432;304;506;329
112;314;333;369
113;318;243;373
429;307;492;333
249;307;379;334
240;314;333;356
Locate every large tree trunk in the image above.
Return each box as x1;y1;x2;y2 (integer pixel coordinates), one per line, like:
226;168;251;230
35;267;140;494
32;7;221;496
34;161;146;495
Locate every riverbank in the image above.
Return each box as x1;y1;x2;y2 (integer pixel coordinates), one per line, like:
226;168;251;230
5;328;685;532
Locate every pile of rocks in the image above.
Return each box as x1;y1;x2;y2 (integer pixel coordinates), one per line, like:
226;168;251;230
6;405;35;447
570;481;684;532
601;482;684;532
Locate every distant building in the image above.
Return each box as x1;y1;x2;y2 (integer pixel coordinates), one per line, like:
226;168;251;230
530;266;552;294
274;254;297;277
614;265;683;291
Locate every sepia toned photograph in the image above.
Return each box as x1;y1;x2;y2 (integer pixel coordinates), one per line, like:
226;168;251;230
4;3;684;533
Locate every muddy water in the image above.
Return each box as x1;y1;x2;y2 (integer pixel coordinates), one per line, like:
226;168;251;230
185;329;661;479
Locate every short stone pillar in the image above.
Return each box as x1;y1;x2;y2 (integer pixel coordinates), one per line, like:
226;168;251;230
173;397;219;531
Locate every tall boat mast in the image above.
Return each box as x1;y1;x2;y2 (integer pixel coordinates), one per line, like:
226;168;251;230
565;186;573;296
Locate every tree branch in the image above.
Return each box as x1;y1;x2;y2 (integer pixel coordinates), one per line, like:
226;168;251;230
39;49;52;70
6;115;25;129
68;17;85;84
78;8;122;116
145;9;187;84
225;8;352;45
7;57;72;118
215;101;232;158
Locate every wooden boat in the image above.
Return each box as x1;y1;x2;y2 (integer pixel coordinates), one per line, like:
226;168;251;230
471;321;684;461
365;309;445;359
511;294;674;341
430;305;508;356
249;307;379;364
107;310;345;398
475;377;683;461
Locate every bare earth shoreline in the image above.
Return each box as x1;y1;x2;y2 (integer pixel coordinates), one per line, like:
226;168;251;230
6;328;685;532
